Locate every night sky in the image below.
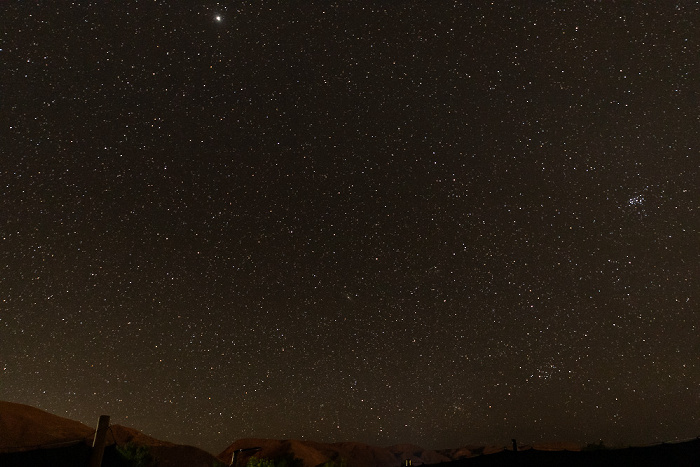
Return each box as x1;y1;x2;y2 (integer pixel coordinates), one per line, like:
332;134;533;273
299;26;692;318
2;0;699;456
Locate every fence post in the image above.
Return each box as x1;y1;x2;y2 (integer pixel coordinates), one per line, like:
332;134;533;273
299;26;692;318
88;415;110;467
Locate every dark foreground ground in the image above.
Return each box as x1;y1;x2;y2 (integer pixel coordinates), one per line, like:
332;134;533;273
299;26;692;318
0;443;169;467
1;443;114;467
441;438;700;467
2;438;699;467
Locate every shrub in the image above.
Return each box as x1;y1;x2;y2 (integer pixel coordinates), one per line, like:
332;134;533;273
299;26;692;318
246;457;275;467
116;442;157;467
245;454;303;467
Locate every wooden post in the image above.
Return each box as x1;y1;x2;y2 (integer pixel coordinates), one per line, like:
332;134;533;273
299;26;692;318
89;415;110;467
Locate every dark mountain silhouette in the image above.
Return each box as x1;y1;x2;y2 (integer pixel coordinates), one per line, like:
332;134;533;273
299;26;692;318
0;401;217;467
218;438;509;466
219;437;700;467
437;439;700;467
0;401;94;451
2;401;698;467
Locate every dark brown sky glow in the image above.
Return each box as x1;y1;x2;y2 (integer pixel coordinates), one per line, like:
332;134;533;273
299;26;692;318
1;1;698;455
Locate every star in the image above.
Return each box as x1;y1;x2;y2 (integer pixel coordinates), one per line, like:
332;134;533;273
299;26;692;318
214;14;222;22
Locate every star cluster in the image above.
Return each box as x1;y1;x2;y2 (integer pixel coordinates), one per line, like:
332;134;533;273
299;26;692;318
1;1;698;455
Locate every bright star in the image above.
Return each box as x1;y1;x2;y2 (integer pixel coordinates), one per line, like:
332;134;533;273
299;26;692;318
214;15;222;22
